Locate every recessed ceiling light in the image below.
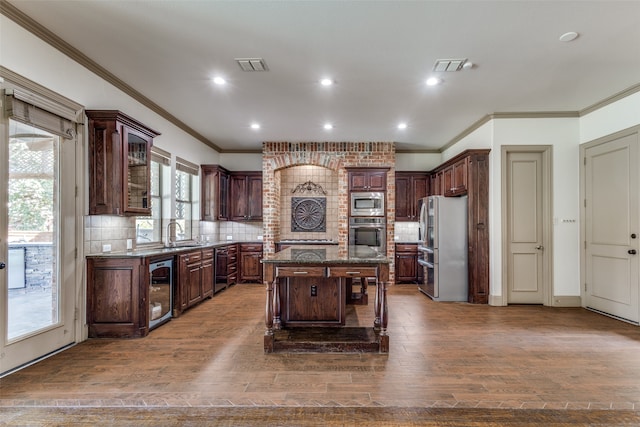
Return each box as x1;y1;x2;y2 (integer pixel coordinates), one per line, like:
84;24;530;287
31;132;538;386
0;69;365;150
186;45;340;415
324;123;333;130
250;123;260;130
426;77;442;86
320;78;334;86
559;31;579;42
397;122;408;130
212;77;226;85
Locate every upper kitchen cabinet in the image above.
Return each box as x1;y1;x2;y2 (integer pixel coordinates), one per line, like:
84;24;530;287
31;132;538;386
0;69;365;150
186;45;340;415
346;168;388;191
87;110;160;216
201;164;230;221
395;172;428;221
442;157;469;197
229;172;263;221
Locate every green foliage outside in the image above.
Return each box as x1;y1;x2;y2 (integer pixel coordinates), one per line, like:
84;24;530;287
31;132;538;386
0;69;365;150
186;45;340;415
8;178;53;231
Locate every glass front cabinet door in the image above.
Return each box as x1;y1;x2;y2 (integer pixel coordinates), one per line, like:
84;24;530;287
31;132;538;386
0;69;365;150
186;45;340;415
123;125;152;214
87;110;160;216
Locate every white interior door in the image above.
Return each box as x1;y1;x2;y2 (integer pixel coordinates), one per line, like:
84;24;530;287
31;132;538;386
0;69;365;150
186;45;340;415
506;151;545;303
584;131;640;323
0;118;77;375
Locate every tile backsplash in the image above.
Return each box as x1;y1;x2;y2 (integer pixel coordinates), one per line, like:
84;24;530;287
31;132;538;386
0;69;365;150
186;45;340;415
394;221;420;243
84;215;263;255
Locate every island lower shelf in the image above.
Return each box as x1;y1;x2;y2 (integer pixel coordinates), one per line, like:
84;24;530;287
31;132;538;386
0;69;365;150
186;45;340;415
261;246;390;353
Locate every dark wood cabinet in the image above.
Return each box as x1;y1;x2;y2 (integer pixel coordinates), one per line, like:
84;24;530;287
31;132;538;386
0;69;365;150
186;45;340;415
443;157;469;196
428;149;490;303
395;243;419;283
86;256;156;338
230;172;263;221
275;267;345;327
176;248;214;315
86;110;160;216
201;165;230;221
240;243;263;283
395;172;428;221
215;244;238;292
429;170;444;196
346;168;388;191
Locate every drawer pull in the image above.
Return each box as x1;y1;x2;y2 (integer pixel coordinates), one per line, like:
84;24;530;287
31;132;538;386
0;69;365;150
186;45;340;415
345;271;361;275
293;271;308;275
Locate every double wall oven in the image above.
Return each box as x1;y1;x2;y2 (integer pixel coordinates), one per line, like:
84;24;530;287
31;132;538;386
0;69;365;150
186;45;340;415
349;191;385;253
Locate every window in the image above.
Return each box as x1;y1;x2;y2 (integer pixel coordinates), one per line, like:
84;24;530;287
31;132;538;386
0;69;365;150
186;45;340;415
175;157;199;242
136;148;170;245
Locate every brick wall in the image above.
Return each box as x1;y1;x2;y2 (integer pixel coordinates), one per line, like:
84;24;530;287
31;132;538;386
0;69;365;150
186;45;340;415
262;142;396;281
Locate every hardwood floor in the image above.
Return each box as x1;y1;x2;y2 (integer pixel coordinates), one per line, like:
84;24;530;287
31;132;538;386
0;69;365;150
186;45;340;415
2;284;640;426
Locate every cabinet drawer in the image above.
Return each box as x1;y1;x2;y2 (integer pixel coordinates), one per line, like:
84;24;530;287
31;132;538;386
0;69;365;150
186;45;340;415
201;249;214;259
276;266;326;277
181;251;202;263
240;243;263;252
395;244;418;253
327;266;378;278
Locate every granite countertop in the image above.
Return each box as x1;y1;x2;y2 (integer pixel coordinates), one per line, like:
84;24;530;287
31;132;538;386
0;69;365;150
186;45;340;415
262;245;390;264
86;240;261;258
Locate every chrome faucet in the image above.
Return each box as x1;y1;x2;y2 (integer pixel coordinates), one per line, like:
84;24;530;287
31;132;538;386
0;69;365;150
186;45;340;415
166;220;184;247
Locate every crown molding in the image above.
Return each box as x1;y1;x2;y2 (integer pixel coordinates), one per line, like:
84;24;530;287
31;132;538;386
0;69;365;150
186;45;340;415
579;83;640;116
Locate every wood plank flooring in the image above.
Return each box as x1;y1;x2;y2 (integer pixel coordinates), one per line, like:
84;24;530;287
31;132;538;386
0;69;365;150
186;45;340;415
2;284;640;426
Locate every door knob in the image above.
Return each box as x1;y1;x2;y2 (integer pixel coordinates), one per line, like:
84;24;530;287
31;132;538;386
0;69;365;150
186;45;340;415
535;245;544;250
629;249;637;255
632;234;637;239
0;262;5;269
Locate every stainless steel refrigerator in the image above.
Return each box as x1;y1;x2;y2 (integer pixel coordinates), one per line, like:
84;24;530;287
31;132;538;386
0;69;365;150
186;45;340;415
417;195;468;301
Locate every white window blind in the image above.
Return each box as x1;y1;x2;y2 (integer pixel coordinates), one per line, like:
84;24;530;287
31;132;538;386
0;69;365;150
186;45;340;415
176;156;199;176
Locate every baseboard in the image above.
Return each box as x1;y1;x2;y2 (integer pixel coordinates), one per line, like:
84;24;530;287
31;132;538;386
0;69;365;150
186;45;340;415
551;295;582;307
488;294;506;306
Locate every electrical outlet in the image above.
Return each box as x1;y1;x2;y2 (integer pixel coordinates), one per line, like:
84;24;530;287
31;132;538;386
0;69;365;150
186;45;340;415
102;244;111;252
226;235;233;240
126;239;133;250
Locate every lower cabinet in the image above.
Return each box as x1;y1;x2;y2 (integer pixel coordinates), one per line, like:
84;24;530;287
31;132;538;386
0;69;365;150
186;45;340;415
395;243;419;284
176;248;214;316
240;243;263;283
87;256;147;338
215;243;238;292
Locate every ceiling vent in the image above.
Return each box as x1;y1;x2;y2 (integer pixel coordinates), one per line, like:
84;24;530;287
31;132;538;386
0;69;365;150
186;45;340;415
235;58;269;72
433;59;468;72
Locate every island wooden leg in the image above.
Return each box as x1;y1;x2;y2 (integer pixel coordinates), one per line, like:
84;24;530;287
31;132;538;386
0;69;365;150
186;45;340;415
273;278;281;330
374;277;381;330
264;279;274;353
379;280;389;353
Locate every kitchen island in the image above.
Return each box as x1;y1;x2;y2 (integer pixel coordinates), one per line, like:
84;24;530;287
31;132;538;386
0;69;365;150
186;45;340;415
261;245;390;353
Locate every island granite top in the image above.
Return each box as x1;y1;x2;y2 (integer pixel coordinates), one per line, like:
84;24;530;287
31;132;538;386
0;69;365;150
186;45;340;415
261;245;390;264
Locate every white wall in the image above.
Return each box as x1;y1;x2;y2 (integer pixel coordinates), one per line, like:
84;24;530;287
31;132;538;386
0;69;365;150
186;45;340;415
1;16;220;169
443;118;582;301
395;152;442;171
220;153;263;171
491;118;581;299
580;91;640;143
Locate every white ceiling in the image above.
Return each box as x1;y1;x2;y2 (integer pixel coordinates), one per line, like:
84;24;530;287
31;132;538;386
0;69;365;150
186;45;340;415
6;0;640;152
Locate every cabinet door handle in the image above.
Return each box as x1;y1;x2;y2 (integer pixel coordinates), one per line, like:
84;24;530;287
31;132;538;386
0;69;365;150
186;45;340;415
629;249;637;255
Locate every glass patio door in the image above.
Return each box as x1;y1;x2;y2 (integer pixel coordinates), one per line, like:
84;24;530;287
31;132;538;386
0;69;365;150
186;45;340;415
0;117;77;376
